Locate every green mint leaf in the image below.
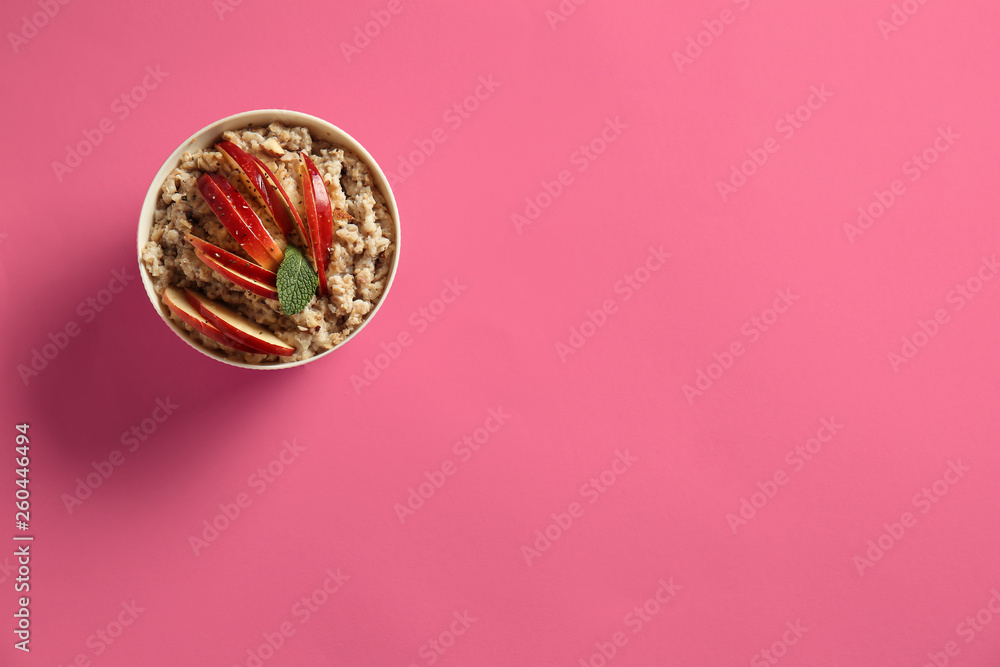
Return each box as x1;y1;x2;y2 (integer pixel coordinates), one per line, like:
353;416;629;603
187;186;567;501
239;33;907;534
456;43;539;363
276;246;319;315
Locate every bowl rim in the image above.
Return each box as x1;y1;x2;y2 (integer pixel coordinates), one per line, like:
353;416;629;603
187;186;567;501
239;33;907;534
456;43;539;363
137;109;401;370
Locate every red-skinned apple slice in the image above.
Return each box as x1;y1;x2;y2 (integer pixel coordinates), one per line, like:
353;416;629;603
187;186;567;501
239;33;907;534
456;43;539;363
194;247;279;300
197;174;284;271
298;152;333;295
243;153;313;262
216;141;295;237
251;154;311;255
186;234;278;299
185;233;276;283
161;286;262;354
183;289;295;357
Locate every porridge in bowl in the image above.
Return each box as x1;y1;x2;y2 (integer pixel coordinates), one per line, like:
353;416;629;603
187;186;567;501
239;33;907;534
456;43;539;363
140;121;396;365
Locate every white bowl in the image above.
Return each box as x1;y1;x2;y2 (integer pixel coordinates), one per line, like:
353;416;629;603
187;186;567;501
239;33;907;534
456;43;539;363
137;109;400;369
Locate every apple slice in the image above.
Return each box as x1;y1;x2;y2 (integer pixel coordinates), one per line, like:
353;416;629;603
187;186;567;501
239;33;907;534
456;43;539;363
197;174;284;271
193;247;279;300
298;152;333;295
161;286;262;354
251;154;311;256
217;141;295;237
185;233;276;283
186;234;278;299
184;289;295;357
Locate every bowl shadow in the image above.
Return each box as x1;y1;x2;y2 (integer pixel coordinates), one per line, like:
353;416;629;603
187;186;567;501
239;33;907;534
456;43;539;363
21;235;316;482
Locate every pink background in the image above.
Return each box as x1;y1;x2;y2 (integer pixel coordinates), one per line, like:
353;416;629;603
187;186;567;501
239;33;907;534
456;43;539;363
3;0;1000;665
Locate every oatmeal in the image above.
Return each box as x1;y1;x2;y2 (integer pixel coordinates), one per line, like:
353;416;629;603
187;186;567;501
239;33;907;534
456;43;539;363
140;122;396;364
